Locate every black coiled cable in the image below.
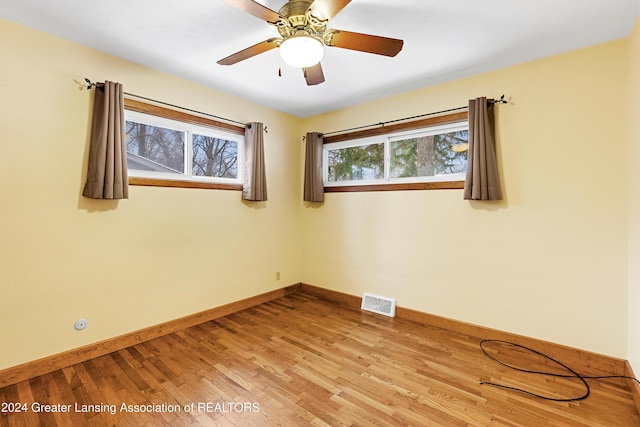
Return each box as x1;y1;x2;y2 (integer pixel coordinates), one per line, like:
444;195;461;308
479;339;640;402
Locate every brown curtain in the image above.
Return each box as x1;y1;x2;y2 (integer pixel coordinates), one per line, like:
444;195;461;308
82;81;129;199
242;122;268;201
304;132;324;203
463;97;502;200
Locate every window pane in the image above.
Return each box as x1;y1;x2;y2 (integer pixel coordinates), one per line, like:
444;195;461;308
389;130;469;178
192;134;238;179
327;143;384;182
125;121;185;173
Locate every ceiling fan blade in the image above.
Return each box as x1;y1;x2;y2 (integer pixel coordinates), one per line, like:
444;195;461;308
307;0;352;22
222;0;285;24
217;38;281;65
327;30;403;57
303;63;325;86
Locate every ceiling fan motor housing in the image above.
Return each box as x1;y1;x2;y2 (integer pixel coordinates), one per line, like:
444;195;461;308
278;1;313;19
277;0;327;39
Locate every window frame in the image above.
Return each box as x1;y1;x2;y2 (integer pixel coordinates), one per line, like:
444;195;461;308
124;99;245;191
322;111;469;192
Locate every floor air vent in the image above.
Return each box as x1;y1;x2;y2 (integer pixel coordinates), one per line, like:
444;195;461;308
361;293;396;317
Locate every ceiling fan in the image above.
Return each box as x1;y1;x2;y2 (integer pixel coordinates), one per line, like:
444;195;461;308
217;0;404;85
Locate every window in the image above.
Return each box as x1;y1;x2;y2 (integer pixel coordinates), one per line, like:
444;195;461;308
323;121;469;190
123;100;244;190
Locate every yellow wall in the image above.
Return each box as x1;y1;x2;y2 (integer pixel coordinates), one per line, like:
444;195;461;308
0;19;303;371
628;16;640;371
301;39;630;357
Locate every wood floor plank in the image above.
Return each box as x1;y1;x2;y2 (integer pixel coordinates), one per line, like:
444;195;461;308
1;292;639;426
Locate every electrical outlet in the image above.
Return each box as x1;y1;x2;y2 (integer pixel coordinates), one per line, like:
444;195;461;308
276;272;281;281
74;318;88;331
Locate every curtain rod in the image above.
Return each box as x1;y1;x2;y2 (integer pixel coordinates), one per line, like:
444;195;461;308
320;95;507;137
84;78;247;128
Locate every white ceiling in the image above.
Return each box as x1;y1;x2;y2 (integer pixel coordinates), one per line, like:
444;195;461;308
1;0;638;117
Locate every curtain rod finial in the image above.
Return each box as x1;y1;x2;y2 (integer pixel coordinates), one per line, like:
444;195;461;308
84;78;100;90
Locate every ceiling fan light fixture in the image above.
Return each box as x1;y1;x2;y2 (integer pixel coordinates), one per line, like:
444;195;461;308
280;34;324;68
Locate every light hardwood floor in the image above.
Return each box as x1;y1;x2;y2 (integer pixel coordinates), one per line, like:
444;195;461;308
1;292;639;426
